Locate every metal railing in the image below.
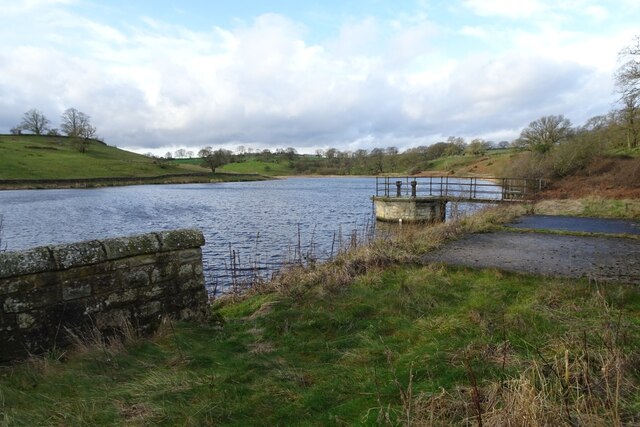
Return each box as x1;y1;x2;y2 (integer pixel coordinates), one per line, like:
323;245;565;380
374;176;545;202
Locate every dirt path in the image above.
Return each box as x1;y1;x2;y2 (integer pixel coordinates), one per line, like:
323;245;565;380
424;216;640;284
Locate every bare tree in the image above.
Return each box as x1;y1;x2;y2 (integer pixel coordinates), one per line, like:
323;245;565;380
615;36;640;148
516;115;573;153
60;108;95;138
19;109;50;135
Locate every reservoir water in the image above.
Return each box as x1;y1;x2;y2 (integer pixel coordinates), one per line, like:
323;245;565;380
0;177;494;293
0;178;376;292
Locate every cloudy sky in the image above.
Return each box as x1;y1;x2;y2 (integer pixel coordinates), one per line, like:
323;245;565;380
1;0;638;155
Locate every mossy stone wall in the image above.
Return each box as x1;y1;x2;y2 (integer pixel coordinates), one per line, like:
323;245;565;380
0;229;209;362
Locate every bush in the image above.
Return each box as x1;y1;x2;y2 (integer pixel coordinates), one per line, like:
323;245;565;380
500;135;607;180
548;136;607;178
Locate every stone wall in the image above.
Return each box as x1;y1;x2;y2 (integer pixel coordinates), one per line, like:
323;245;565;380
0;229;209;362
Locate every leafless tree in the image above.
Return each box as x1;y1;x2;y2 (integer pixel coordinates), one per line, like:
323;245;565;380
615;36;640;148
60;108;96;138
19;109;50;135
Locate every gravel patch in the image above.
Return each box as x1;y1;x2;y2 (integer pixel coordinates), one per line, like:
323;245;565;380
423;231;640;284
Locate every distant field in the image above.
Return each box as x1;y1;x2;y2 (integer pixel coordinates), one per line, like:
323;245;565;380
171;157;295;176
218;159;295;176
0;135;207;180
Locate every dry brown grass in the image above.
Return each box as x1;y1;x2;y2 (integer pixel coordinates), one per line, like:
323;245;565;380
534;197;640;219
542;156;640;199
404;283;640;426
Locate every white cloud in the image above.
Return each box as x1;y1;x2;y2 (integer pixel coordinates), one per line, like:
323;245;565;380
462;0;545;19
0;1;636;154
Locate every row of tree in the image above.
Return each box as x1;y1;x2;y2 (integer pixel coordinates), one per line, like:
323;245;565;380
12;108;97;140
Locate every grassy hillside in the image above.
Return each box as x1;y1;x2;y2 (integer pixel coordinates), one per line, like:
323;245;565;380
0;135;207;180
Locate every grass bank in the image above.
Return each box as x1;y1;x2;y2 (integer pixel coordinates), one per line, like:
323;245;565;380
2;199;639;425
0;135;207;180
0;172;268;190
0;135;271;188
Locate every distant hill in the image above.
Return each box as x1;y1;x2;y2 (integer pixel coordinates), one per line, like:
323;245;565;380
0;134;207;180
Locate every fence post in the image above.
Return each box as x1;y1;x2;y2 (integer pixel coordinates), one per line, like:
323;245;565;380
396;181;402;197
411;180;417;197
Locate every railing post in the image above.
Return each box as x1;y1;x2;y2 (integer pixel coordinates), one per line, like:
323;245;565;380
396;180;402;197
411;180;417;197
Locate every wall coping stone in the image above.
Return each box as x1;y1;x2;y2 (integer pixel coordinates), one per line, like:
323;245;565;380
0;229;205;279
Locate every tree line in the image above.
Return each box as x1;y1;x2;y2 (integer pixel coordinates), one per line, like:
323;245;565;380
11;108;99;153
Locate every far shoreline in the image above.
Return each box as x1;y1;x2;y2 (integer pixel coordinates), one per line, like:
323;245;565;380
0;171;502;191
0;172;270;191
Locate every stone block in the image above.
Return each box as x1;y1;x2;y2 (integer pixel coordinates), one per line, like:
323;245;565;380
156;229;205;251
178;248;202;262
180;277;205;291
120;269;150;288
17;312;37;329
127;254;162;268
0;312;16;331
95;308;131;329
87;273;120;295
106;288;138;305
149;261;177;283
0;247;55;279
178;264;194;280
62;281;92;301
0;276;38;295
3;286;60;313
101;233;161;261
141;285;164;299
139;300;162;317
52;240;107;270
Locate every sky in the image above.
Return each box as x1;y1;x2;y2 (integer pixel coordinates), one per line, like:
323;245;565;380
0;0;638;155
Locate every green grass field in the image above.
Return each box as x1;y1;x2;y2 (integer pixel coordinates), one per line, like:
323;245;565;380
0;135;206;180
218;159;295;176
1;266;637;425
